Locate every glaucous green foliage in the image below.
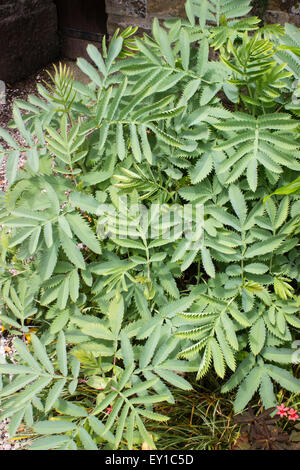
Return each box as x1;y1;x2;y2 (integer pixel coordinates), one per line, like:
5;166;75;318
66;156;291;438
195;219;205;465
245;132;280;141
0;0;300;450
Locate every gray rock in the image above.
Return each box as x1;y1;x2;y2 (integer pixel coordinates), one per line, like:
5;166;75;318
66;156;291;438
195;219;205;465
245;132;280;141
0;0;59;83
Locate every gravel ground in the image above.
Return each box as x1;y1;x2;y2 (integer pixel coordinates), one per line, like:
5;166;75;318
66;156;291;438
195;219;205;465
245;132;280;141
0;330;31;450
0;66;51;193
291;3;300;15
0;59;89;450
0;61;88;193
0;64;55;450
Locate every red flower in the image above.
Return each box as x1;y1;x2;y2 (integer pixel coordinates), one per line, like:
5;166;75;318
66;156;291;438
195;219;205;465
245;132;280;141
276;404;289;418
106;406;113;414
288;408;299;422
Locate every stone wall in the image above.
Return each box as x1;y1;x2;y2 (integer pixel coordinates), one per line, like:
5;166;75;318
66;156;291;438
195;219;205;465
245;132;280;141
265;9;300;27
105;0;186;37
105;0;300;37
0;0;59;83
1;0;300;84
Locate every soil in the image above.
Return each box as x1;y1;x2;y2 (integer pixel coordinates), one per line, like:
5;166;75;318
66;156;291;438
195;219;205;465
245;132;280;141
0;65;51;193
0;60;88;193
0;331;31;450
0;58;90;450
0;63;55;450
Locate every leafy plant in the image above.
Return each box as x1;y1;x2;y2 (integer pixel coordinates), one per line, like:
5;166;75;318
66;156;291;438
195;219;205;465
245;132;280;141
233;406;300;450
0;0;300;450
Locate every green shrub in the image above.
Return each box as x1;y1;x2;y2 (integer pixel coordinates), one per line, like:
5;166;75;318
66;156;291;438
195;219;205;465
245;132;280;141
0;0;299;450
